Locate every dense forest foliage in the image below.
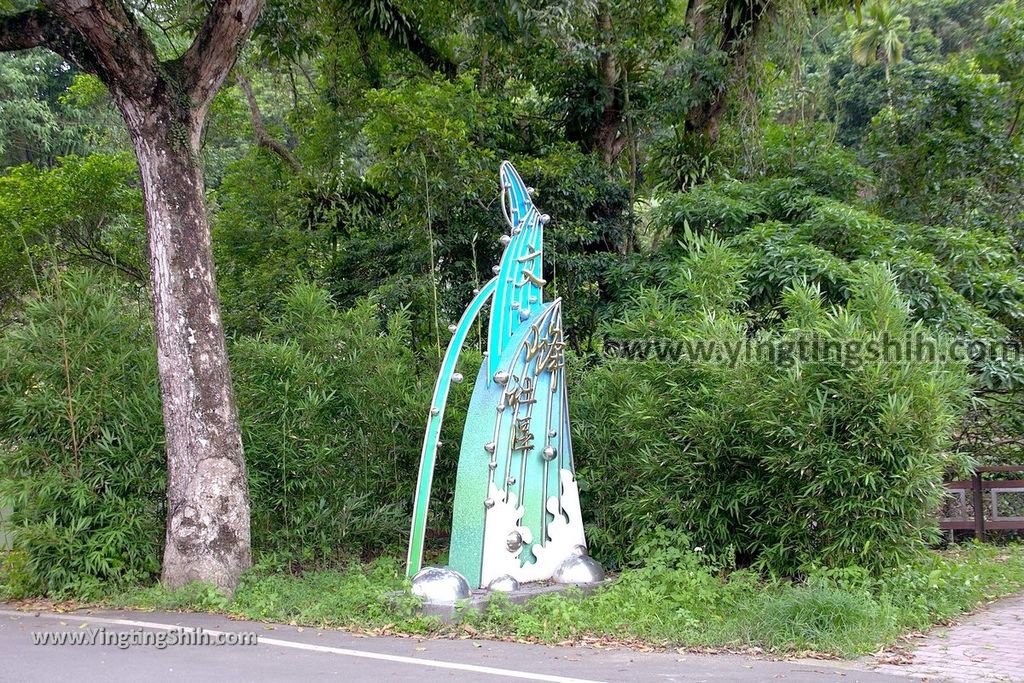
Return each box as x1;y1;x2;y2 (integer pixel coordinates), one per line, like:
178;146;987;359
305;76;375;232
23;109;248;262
1;0;1023;596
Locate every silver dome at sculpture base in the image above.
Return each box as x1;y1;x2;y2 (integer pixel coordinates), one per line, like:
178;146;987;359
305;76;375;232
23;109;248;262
411;566;471;604
552;552;605;585
486;574;520;593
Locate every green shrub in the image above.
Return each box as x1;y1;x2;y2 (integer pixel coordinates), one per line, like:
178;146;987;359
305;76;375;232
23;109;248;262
797;199;895;261
575;259;970;574
0;154;145;316
653;181;770;240
737;220;856;311
233;282;456;563
758;124;874;202
0;550;39;599
887;248;1009;338
0;271;473;595
211;151;314;336
865;58;1024;233
651;176;1024;345
0;269;165;598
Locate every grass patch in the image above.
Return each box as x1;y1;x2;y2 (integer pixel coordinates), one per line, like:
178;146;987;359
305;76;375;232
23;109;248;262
64;543;1024;657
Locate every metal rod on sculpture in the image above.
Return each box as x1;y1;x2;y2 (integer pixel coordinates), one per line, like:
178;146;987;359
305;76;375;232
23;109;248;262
486;391;504;491
498;304;556;510
502;214;534;343
406;277;498;578
542;337;557;544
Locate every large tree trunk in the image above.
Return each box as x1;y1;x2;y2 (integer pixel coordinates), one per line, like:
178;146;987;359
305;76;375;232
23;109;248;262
591;6;626;166
120;97;251;592
684;0;771;144
1;0;263;596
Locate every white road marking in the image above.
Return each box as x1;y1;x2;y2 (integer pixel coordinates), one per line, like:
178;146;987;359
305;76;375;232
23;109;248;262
0;609;606;683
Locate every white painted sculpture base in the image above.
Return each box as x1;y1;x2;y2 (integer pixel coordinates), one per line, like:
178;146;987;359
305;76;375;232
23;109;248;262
479;468;588;586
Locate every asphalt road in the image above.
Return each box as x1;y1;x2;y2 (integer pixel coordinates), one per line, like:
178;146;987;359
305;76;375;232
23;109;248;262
0;606;912;683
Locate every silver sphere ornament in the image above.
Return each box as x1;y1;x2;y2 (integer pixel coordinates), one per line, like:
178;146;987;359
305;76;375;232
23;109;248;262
492;265;501;275
539;214;551;224
505;530;523;552
447;324;458;334
452;372;464;383
527;186;536;195
494;371;510;385
484;442;496;454
487;575;520;593
411;567;471;604
483;497;496;509
499;235;512;246
553;553;605;585
430;407;440;416
542;445;557;461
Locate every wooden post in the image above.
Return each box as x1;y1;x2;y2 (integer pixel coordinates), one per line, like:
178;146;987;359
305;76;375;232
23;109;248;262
972;471;986;542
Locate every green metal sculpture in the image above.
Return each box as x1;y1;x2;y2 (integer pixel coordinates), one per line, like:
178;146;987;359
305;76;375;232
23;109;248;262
406;162;603;597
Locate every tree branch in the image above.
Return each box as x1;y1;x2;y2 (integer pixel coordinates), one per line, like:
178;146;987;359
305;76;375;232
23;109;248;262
347;0;456;78
43;0;159;97
0;7;101;75
0;7;51;51
592;5;624;165
356;30;382;88
236;71;303;173
684;0;773;142
180;0;265;114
